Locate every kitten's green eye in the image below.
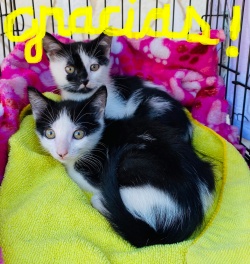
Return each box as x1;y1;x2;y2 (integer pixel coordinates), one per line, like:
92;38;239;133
73;130;85;139
65;65;75;74
45;129;55;139
90;64;99;71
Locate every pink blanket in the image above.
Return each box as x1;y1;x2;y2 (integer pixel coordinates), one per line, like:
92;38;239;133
0;248;3;264
0;31;245;183
109;30;245;154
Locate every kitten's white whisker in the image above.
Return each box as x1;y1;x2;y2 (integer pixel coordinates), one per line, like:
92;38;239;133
98;142;107;148
81;155;103;172
74;106;90;124
91;37;102;58
74;112;94;124
82;121;97;126
91;150;107;158
79;159;95;173
92;35;107;59
42;108;54;124
92;49;102;59
74;91;105;123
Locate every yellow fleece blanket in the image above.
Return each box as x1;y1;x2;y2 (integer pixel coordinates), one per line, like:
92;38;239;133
1;93;250;263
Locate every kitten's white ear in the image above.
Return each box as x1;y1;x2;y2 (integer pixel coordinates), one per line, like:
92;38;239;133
91;85;107;119
43;32;63;59
28;87;49;120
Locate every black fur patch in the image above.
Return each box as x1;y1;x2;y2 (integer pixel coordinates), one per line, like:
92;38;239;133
30;86;215;247
34;95;101;138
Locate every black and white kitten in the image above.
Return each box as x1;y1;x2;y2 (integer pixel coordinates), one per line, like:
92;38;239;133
42;33;192;141
28;86;215;247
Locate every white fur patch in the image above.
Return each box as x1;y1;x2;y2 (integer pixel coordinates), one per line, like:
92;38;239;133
120;184;183;231
52;111;75;159
198;182;214;213
104;89;143;119
148;97;172;116
79;50;111;91
124;90;143;117
39;110;104;192
66;163;100;193
49;49;111;101
104;91;127;119
138;144;146;149
91;193;107;214
143;81;166;91
188;124;193;137
49;58;68;89
137;133;156;141
62;89;97;101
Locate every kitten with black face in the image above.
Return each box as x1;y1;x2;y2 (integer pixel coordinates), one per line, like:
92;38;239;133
28;86;215;248
43;33;192;141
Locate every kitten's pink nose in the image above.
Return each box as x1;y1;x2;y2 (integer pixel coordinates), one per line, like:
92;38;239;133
57;151;68;159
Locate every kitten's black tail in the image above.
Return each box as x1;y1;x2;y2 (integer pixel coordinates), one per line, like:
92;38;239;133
100;147;172;248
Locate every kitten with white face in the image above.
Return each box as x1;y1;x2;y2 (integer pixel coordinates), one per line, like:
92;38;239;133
28;86;107;193
28;86;215;248
43;33;193;141
43;33;112;100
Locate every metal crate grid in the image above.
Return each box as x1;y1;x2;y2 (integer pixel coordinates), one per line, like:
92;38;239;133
0;0;249;164
204;0;250;164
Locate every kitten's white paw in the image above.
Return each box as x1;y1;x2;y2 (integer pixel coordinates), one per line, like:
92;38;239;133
91;194;107;215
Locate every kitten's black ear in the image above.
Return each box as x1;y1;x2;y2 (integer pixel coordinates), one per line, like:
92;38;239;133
28;87;50;120
43;32;63;58
91;85;107;119
95;33;112;57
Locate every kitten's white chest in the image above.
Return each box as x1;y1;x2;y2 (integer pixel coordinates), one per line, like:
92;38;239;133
105;92;127;119
60;87;127;119
105;89;141;119
61;85;141;119
65;163;99;194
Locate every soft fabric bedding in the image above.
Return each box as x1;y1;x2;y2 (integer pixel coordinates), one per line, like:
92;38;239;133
0;95;250;263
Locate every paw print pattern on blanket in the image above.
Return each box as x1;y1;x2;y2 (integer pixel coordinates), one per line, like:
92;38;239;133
110;37;124;74
177;44;209;65
0;248;3;264
110;30;245;156
142;38;170;65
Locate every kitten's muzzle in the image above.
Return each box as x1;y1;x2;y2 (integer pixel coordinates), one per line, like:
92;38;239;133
82;80;89;86
78;83;92;93
57;151;68;160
